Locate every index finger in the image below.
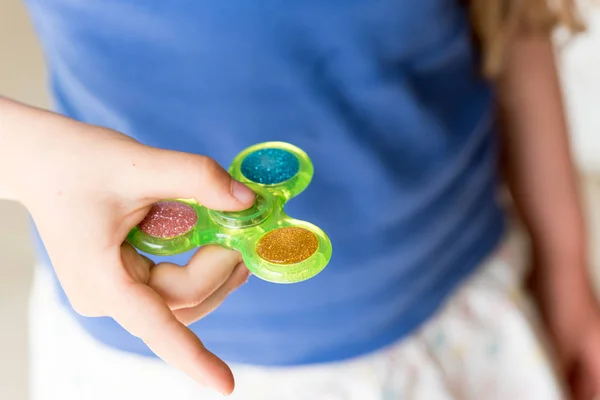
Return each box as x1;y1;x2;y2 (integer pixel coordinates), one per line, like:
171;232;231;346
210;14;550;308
109;281;234;395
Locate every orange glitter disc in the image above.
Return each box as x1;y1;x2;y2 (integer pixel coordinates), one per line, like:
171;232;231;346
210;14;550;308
256;227;319;265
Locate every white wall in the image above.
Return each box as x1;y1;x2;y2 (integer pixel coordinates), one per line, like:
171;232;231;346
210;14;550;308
561;8;600;173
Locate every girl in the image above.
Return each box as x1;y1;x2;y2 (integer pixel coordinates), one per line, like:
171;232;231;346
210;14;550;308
1;0;597;399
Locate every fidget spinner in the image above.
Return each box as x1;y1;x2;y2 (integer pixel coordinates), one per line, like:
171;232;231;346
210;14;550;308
127;142;332;284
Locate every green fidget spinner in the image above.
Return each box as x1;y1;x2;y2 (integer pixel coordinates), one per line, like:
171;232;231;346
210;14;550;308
127;142;332;284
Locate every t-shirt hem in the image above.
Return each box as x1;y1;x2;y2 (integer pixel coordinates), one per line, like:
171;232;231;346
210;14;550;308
44;211;505;367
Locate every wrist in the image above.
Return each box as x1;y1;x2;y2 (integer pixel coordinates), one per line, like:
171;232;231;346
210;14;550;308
530;250;596;325
0;187;18;202
531;244;589;292
0;97;82;206
530;220;587;270
0;97;44;202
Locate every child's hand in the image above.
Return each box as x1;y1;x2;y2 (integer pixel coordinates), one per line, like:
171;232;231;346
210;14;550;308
529;256;600;400
0;98;256;395
561;302;600;400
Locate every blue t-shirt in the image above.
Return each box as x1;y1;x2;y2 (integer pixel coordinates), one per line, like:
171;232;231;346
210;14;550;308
25;0;504;365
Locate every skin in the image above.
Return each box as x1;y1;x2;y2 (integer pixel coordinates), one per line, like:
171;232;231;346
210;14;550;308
0;97;257;395
498;36;600;400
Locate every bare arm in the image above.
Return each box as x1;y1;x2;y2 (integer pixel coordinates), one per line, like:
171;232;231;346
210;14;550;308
497;35;600;399
498;37;586;274
0;95;254;395
0;97;67;202
0;188;15;201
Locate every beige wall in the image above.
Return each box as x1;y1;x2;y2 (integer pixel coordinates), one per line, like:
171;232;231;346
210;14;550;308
0;1;46;399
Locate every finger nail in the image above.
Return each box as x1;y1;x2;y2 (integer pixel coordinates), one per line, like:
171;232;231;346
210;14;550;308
231;180;255;204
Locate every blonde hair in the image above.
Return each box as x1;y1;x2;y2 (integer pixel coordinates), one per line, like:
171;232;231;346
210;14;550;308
467;0;585;78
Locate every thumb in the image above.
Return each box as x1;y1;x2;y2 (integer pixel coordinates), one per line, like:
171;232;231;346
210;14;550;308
134;147;255;211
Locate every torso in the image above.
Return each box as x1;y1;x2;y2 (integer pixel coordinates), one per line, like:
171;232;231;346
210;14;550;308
26;0;505;364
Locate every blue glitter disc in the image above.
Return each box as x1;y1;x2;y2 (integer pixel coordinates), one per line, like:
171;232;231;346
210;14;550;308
241;148;300;185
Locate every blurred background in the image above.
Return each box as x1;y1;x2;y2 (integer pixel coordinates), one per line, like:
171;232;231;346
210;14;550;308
1;0;600;399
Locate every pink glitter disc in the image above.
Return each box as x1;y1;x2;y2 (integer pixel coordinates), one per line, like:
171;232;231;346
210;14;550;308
138;201;198;238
